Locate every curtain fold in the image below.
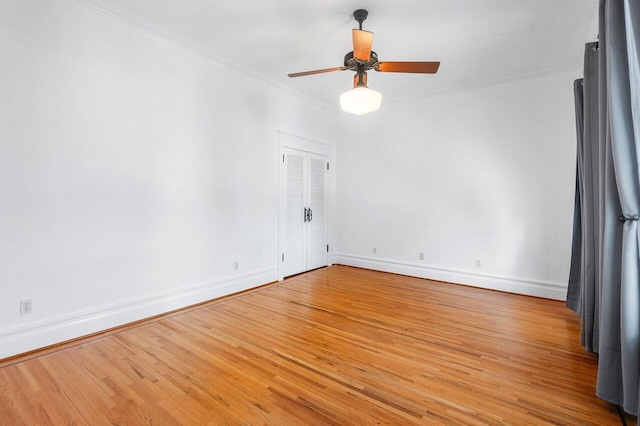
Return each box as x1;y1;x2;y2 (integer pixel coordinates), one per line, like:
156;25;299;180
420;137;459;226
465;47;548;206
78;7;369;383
566;79;584;313
568;0;639;416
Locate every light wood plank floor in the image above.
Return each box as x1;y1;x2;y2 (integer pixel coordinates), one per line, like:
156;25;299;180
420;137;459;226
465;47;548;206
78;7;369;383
0;265;636;425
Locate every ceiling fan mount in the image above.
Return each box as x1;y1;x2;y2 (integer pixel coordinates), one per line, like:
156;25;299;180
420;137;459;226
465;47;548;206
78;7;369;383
353;9;369;29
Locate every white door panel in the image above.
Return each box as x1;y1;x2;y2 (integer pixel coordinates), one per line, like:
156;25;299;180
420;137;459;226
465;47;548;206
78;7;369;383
306;155;327;271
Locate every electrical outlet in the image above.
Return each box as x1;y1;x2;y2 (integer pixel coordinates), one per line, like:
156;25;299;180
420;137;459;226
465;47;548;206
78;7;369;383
419;252;425;261
234;261;239;271
475;259;482;268
372;247;377;255
20;299;32;315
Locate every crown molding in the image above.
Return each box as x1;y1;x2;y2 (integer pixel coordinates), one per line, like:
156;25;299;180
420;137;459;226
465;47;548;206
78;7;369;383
77;0;585;112
77;0;334;112
383;59;582;106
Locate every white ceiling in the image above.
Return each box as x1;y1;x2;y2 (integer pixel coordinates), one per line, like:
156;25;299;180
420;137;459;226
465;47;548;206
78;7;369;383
87;0;598;109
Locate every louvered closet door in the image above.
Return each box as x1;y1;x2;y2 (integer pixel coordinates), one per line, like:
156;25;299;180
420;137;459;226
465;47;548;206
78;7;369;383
281;149;307;277
279;148;328;278
306;154;328;271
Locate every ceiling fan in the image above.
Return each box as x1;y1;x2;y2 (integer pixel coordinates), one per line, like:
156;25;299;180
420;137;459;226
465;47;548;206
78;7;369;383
288;9;440;115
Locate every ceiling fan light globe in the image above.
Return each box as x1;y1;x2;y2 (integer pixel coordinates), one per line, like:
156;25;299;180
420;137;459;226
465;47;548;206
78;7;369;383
339;86;382;115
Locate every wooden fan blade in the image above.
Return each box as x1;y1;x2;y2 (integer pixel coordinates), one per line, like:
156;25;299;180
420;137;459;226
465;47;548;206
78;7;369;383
288;66;348;78
375;61;440;74
353;29;374;61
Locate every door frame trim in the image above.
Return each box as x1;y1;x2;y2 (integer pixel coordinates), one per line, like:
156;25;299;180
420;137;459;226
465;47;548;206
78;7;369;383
278;130;334;156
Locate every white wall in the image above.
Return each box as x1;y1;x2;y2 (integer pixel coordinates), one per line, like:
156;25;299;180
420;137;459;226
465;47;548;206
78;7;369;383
0;0;581;359
0;0;336;358
336;71;579;300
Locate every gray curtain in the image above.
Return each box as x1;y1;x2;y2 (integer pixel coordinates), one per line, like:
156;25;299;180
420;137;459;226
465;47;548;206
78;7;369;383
568;44;603;353
568;0;639;416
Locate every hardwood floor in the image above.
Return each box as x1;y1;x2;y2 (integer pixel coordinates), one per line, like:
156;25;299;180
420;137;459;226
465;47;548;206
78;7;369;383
0;265;635;425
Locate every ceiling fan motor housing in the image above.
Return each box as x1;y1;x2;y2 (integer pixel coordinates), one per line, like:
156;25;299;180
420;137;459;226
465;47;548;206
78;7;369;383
344;51;378;70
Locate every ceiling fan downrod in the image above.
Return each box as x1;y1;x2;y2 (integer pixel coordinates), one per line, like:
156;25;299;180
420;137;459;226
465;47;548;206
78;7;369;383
354;65;367;88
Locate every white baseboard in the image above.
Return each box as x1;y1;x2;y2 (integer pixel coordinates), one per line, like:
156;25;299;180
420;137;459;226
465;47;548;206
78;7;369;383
336;253;567;301
0;259;567;360
0;268;277;360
